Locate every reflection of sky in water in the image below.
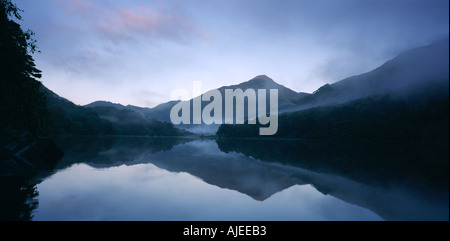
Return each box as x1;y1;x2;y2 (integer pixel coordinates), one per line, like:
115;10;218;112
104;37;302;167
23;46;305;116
33;163;382;221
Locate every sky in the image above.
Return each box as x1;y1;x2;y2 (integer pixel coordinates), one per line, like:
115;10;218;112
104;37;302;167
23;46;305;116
16;0;449;107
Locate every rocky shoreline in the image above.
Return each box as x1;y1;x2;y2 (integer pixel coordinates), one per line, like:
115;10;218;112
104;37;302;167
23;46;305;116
0;131;63;177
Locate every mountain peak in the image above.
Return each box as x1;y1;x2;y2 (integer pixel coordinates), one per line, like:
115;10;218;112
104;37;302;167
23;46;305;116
249;75;275;83
239;75;280;89
85;100;125;109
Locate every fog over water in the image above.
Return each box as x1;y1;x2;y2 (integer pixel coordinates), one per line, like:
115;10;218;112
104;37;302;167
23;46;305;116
28;137;449;221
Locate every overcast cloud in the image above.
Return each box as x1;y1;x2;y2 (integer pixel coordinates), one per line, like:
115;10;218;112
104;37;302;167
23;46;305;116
17;0;449;107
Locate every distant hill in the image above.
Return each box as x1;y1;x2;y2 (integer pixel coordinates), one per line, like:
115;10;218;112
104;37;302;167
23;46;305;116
43;87;114;135
87;105;192;136
84;75;309;134
82;39;449;137
217;39;450;140
84;101;126;110
216;75;309;116
42;86;191;136
177;75;308;134
219;75;309;107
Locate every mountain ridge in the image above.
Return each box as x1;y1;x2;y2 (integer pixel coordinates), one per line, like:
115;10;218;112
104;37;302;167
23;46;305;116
41;86;192;136
76;38;449;135
217;38;449;139
83;74;308;134
285;38;449;113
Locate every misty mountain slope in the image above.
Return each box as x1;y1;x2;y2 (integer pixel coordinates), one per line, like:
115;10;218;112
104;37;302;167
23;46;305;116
42;86;191;136
88;105;192;136
198;75;307;121
85;99;181;123
138;100;181;122
218;92;449;140
43;86;115;135
85;100;126;110
219;75;308;104
285;38;449;113
82;39;449;135
143;75;308;134
84;75;306;134
218;39;449;140
216;75;309;115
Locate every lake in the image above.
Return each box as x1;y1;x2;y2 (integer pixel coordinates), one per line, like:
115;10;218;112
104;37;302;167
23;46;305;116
1;136;448;221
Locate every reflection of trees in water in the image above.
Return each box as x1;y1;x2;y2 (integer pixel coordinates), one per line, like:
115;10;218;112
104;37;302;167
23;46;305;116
0;136;194;221
2;136;447;221
216;138;449;192
0;175;38;221
56;136;192;154
216;138;449;220
54;136;194;168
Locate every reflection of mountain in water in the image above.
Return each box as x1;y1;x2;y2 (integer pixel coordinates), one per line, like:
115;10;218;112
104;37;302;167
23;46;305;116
0;136;193;220
53;136;306;201
135;140;306;201
3;136;447;220
54;137;449;220
216;138;449;220
53;136;194;169
216;138;449;192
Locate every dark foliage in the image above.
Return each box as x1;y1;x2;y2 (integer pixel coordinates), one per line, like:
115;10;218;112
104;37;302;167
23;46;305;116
88;105;191;136
217;93;449;141
42;87;191;136
0;175;38;220
0;0;47;139
43;89;115;135
216;138;449;192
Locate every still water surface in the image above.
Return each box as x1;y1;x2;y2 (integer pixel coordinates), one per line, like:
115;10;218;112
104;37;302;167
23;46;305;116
13;137;449;220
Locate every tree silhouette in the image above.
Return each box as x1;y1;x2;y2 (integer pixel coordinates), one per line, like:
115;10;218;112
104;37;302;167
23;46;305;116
0;0;46;139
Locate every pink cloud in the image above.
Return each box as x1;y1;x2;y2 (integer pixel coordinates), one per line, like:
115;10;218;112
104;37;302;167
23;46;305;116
53;1;208;44
56;0;95;14
95;7;202;43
